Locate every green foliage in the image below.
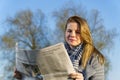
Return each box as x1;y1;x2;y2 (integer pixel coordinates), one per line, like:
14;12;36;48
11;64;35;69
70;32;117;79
2;35;16;48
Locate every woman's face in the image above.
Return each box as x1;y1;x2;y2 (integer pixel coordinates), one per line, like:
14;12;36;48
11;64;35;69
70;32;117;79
65;22;82;47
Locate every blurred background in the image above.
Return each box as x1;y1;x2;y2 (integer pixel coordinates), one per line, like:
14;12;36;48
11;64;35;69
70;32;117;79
0;0;120;80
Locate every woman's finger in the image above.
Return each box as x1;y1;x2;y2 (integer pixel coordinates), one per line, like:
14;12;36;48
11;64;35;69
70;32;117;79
69;72;84;80
13;69;22;79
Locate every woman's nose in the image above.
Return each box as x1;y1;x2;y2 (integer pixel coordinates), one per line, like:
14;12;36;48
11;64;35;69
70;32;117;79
71;31;76;37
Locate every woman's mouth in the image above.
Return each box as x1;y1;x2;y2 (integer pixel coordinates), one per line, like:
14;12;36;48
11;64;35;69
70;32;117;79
69;38;76;42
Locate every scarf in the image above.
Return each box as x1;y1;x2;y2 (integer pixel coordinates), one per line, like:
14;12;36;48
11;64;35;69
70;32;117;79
64;42;84;72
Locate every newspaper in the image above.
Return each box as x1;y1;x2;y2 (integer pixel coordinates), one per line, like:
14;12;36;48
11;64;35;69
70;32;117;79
16;42;75;80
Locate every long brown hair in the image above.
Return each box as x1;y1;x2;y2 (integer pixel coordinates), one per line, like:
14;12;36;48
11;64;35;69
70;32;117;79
65;16;105;68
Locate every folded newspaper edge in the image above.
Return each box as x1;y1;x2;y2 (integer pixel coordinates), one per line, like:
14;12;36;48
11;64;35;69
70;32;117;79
16;42;75;80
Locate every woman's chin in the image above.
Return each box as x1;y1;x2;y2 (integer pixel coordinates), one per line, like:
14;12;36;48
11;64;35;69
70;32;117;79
69;42;77;47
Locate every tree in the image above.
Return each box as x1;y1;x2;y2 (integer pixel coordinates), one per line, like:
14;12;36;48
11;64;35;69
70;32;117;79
3;9;50;49
0;9;51;80
88;10;116;77
52;2;116;79
53;2;87;32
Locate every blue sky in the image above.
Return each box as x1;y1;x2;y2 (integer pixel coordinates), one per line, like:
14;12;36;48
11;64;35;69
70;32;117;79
0;0;120;80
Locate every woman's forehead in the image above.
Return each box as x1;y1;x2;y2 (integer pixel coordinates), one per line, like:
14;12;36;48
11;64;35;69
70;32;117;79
67;22;80;30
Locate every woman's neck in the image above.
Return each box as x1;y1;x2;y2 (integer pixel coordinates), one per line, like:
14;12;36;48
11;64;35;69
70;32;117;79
69;43;82;49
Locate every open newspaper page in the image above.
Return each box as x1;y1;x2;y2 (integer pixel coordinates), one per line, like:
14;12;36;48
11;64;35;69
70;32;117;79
16;42;75;80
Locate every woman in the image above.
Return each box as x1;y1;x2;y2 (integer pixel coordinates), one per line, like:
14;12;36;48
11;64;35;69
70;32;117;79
14;16;105;80
65;16;105;80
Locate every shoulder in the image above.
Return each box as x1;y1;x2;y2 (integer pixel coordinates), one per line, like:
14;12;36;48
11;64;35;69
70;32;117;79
85;48;105;79
92;48;105;65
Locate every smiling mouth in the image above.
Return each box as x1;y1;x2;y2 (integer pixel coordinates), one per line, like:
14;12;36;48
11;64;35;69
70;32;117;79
69;38;76;42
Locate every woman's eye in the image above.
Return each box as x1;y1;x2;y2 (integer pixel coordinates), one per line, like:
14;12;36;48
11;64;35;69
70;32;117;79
76;31;80;34
67;30;72;33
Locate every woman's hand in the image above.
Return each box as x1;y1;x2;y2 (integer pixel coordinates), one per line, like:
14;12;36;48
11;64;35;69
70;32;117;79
69;72;84;80
13;68;22;79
